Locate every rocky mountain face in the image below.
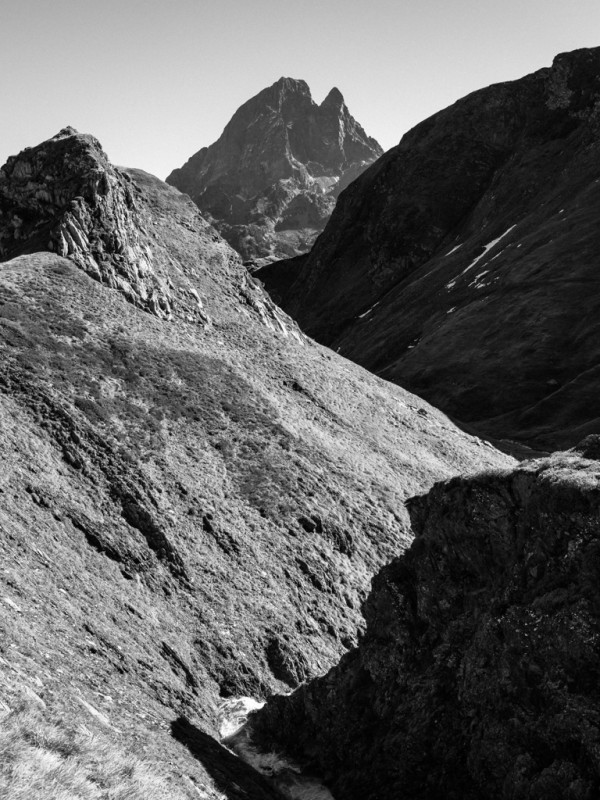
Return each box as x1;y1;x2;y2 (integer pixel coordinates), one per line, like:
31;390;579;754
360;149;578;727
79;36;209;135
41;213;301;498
166;78;383;264
258;47;600;451
0;129;508;798
247;437;600;799
0;126;218;324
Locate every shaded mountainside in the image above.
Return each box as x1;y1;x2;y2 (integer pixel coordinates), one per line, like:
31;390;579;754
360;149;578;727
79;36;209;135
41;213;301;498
0;130;508;798
259;47;600;451
167;78;382;264
247;437;600;800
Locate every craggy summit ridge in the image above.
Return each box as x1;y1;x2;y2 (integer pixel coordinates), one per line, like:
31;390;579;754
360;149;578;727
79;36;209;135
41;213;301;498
260;48;600;449
1;127;176;320
0;127;238;326
0;126;296;333
167;77;383;263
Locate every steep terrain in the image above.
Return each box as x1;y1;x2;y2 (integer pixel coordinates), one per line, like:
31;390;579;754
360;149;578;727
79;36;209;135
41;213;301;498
0;129;508;798
248;437;600;799
259;47;600;450
167;78;382;264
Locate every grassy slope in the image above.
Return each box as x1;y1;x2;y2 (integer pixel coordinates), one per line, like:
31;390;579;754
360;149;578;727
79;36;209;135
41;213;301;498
0;168;511;797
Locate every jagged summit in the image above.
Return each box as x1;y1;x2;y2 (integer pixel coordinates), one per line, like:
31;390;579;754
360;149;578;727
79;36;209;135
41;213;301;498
271;76;311;95
166;78;383;264
321;86;344;107
231;77;312;119
53;125;80;138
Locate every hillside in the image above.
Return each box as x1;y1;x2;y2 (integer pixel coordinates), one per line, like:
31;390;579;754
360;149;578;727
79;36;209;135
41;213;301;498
167;78;383;264
258;47;600;450
247;438;600;799
0;129;509;798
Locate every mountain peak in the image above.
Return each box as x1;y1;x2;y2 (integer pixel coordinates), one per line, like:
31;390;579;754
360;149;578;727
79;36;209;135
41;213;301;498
272;76;311;95
167;79;383;263
52;125;80;139
321;86;345;107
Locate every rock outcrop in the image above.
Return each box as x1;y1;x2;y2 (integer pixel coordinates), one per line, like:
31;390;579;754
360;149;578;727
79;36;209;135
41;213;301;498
248;437;600;799
167;78;383;264
258;48;600;450
0;127;222;323
0;130;509;798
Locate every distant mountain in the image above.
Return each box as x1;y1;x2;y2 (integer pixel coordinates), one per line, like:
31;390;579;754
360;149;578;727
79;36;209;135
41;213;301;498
258;48;600;451
166;77;383;264
0;129;506;798
246;437;600;799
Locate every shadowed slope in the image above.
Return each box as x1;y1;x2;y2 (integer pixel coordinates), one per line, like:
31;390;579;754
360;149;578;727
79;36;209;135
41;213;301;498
259;48;600;450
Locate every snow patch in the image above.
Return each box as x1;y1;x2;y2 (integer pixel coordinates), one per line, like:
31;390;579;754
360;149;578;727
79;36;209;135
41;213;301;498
447;307;456;314
357;301;380;319
220;696;334;799
469;270;490;289
445;243;463;257
446;224;516;289
219;696;265;739
460;225;516;276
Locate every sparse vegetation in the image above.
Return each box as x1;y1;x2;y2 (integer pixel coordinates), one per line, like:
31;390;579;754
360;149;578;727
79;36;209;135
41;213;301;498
0;703;186;800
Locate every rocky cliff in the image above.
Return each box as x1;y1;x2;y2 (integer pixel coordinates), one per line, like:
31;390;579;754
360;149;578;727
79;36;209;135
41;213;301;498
258;48;600;450
166;78;383;264
248;436;600;799
0;130;508;798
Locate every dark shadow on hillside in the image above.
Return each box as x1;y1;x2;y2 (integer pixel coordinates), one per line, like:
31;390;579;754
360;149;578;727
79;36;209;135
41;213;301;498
171;716;284;800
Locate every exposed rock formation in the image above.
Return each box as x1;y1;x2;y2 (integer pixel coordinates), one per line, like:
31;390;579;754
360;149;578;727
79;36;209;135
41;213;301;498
248;437;600;799
167;78;383;263
259;48;600;450
0;130;509;798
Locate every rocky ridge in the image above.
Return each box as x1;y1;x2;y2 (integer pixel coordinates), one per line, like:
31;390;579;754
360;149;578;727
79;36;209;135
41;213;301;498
247;436;600;799
167;78;383;263
1;127;176;321
0;130;509;798
0;127;299;334
258;47;600;450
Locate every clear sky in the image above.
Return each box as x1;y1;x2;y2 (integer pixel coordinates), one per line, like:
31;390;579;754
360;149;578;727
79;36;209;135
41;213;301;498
2;0;599;180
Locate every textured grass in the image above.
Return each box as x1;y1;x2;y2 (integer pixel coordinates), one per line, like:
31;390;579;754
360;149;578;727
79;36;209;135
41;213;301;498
0;703;186;800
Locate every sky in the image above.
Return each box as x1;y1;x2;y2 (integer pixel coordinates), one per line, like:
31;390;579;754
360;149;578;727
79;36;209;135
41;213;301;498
2;0;600;180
